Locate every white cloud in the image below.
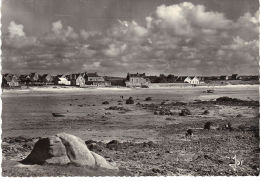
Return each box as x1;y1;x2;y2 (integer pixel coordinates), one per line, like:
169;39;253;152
148;2;232;37
42;20;79;45
103;43;127;57
78;44;96;58
108;20;148;43
8;21;26;38
4;21;38;49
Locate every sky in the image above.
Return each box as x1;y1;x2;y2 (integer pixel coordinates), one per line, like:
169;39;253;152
1;0;259;76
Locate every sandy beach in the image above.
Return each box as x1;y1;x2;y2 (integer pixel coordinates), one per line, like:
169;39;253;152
1;85;259;176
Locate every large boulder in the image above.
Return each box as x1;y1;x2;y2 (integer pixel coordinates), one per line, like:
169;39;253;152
57;132;96;167
21;136;70;165
22;133;118;170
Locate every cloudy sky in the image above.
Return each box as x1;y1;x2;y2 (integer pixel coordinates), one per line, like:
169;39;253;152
1;0;259;76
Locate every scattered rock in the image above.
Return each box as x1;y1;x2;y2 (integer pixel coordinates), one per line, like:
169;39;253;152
106;140;120;150
170;102;187;106
179;108;191;116
215;96;259;106
52;113;65;117
160;101;166;105
126;97;134;104
142;141;156;148
206;90;214;93
204;121;219;130
102;101;109;105
202;110;210;115
105;106;130;112
237;125;246;131
145;97;152;101
223;122;233;131
236;114;243;117
165;117;175;121
85;140;97;145
154;108;174;116
185;129;193;138
85;141;102;152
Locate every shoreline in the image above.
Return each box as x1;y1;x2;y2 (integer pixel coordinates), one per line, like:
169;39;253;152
1;84;259;94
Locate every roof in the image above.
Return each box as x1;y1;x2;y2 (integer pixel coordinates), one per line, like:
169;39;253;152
4;76;12;82
30;73;39;77
191;76;199;80
128;73;146;78
59;77;69;81
86;72;99;77
4;74;18;82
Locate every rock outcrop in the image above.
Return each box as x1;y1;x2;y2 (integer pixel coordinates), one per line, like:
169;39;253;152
22;133;118;170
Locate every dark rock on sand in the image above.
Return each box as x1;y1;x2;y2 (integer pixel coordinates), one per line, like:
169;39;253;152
52;113;65;117
22;133;118;170
145;97;152;101
185;129;193;137
85;140;102;152
102;101;109;105
126;97;134;104
179;108;191;116
142;141;156;148
202;110;210;115
223;122;233;131
165;117;175;121
236;114;243;117
215;96;259;106
204;122;219;130
106;140;120;150
105;106;130;112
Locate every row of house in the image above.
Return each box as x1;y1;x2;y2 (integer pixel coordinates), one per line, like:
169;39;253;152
54;72;111;87
1;72;111;88
2;72;259;88
125;73;202;87
125;73;260;87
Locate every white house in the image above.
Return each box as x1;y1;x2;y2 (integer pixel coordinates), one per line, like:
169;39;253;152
190;77;200;85
58;77;71;85
184;76;192;83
